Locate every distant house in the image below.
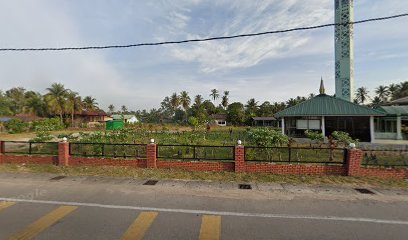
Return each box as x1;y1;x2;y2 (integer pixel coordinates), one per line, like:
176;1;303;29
210;114;227;126
74;111;111;125
383;96;408;106
111;114;139;124
374;105;408;140
252;117;279;127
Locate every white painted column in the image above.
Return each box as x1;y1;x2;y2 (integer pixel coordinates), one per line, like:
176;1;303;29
369;116;375;143
396;116;402;140
321;116;326;137
281;118;285;135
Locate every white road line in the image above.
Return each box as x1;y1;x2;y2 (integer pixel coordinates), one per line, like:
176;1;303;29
1;197;407;225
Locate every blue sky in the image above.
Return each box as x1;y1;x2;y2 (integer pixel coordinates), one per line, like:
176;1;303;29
1;0;408;111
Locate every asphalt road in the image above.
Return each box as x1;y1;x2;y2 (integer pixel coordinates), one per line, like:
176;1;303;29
0;173;407;240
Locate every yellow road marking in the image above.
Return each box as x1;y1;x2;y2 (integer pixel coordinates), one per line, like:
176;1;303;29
0;202;16;211
7;205;78;240
199;215;221;240
121;211;158;240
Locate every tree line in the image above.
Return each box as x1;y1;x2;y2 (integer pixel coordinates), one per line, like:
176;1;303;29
1;81;406;125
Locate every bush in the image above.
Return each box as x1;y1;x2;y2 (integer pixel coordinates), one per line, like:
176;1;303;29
247;128;289;147
32;118;64;132
4;119;29;133
331;131;358;147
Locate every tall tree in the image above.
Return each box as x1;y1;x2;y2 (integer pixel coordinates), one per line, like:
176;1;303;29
194;95;203;106
170;93;180;116
82;96;98;111
209;89;219;104
388;83;400;100
258;101;273;116
108;104;115;114
179;91;191;121
221;91;229;110
121;105;128;114
375;85;389;102
0;90;14;115
355;87;369;104
66;91;82;126
23;91;46;117
45;83;68;124
6;87;26;114
227;102;245;125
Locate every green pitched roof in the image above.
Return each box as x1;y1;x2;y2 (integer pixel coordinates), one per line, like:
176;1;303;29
274;94;385;117
378;106;408;116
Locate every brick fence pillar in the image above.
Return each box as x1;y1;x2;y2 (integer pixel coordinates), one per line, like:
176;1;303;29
147;143;157;168
58;142;70;166
347;148;363;176
0;141;4;164
235;145;245;173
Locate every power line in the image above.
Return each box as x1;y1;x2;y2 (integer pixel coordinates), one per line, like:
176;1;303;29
1;13;407;52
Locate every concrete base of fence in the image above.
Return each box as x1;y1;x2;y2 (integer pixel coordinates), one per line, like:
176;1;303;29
0;140;406;179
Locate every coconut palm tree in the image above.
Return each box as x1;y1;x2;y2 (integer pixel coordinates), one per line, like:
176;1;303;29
245;98;258;118
209;89;219;104
121;105;128;114
355;87;369;104
45;83;68;124
221;91;229;110
82;96;98;111
108;104;115;114
66;91;82;126
371;96;382;107
23;91;46;117
375;85;389;102
388;83;399;100
170;93;180;115
194;95;203;106
179;91;191;121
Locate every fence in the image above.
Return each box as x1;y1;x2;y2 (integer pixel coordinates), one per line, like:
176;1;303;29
157;145;235;162
0;140;407;179
362;149;408;168
2;141;58;156
69;143;147;159
245;146;347;165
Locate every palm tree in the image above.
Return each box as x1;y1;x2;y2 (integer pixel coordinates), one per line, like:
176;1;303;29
66;91;82;126
375;85;389;102
209;89;219;104
388;83;399;100
194;95;203;106
82;96;98;111
245;98;258;115
170;93;180;115
108;104;115;114
221;91;229;110
121;105;128;114
24;91;46;117
179;91;191;121
45;83;68;124
355;87;369;104
371;96;382;107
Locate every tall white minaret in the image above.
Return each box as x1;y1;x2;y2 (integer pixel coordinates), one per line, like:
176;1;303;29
335;0;354;102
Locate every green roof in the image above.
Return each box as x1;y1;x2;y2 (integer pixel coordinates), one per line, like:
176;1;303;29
274;94;385;117
378;106;408;116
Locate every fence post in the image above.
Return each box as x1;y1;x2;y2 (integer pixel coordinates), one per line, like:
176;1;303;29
346;148;363;176
235;142;245;173
58;141;70;166
0;141;4;164
147;141;157;168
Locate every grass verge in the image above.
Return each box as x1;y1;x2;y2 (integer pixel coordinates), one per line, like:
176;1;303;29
0;163;407;188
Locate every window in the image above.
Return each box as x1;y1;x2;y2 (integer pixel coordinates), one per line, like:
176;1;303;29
296;119;320;130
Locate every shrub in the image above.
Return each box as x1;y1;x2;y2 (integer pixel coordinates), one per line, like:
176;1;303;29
4;119;29;133
32;118;64;132
331;131;358;147
247;128;289;147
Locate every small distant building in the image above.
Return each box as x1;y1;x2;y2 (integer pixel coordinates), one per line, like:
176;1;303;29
252;117;279;127
112;114;139;124
74;111;111;124
210;114;227;127
382;96;408;106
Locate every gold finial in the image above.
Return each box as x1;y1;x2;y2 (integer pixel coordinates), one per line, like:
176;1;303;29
319;77;325;95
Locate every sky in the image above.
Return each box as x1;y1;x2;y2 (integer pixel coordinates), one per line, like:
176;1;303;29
1;0;408;111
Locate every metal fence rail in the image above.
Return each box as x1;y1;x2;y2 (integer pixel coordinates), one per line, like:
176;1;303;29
245;146;347;165
362;150;408;168
69;143;147;159
3;141;58;155
157;145;235;161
